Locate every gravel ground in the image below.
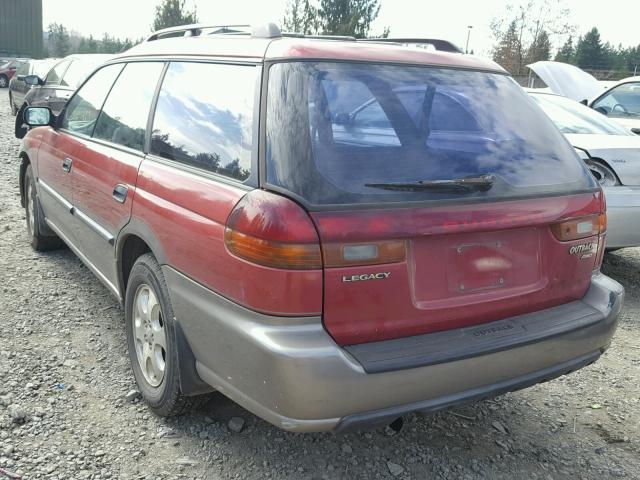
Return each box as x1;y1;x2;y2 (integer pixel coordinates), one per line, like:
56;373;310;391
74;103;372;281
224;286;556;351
0;93;639;480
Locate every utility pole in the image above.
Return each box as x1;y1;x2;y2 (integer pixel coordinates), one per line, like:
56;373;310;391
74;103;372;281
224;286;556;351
465;25;473;54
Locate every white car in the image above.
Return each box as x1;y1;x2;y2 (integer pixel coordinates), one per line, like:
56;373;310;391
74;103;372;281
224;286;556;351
528;90;640;249
528;61;640;135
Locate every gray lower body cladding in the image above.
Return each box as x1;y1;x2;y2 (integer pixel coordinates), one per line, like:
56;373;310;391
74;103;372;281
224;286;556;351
164;267;623;432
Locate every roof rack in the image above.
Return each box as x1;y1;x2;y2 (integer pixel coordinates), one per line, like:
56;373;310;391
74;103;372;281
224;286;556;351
145;22;282;42
359;38;463;53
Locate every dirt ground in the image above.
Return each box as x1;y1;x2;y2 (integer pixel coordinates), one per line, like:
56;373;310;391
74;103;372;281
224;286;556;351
0;93;638;480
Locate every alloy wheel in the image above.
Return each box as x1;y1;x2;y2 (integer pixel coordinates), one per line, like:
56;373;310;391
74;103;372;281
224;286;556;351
133;284;167;387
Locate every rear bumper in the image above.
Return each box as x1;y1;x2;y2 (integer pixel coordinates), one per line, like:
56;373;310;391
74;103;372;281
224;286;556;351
165;268;623;432
603;185;640;248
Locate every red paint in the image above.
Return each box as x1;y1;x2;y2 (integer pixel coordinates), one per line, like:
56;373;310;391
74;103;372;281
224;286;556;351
132;160;323;316
265;39;505;72
312;192;605;345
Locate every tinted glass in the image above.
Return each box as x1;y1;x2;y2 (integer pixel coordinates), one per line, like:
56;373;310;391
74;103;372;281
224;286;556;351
151;62;255;181
267;62;596;206
16;63;29;75
61;64;124;136
593;82;640;119
33;60;56;78
93;62;164;151
61;59;95;88
45;59;70;85
531;93;631;135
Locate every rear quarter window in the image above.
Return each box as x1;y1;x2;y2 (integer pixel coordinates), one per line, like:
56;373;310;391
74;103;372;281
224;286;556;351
150;62;256;182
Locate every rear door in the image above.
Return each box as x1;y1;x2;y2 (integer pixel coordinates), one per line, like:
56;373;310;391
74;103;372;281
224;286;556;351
71;61;165;289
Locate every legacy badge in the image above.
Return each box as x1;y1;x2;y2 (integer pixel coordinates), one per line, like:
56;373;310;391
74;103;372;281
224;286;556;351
342;272;391;282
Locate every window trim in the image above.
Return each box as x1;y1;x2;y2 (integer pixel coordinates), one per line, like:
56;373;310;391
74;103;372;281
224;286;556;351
145;58;262;187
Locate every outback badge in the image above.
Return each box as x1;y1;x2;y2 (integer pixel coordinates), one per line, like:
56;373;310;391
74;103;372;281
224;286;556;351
569;242;598;259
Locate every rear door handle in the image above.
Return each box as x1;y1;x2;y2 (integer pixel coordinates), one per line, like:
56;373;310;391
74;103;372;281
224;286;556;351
112;184;128;204
62;157;72;173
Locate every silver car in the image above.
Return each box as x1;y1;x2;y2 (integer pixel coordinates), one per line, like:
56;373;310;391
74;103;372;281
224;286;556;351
529;90;640;249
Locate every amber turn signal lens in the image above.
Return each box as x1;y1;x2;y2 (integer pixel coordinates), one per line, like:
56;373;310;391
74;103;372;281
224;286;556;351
323;240;406;267
551;214;606;242
224;228;322;270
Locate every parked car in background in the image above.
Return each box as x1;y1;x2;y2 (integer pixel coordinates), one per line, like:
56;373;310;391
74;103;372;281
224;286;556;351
0;59;26;88
8;59;57;115
15;54;112;138
528;61;640;135
529;90;640;250
17;23;622;433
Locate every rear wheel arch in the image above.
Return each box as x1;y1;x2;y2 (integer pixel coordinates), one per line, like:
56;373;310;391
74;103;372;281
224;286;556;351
116;229;211;397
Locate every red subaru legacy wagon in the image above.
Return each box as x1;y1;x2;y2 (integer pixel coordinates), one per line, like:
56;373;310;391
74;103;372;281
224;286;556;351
18;24;623;432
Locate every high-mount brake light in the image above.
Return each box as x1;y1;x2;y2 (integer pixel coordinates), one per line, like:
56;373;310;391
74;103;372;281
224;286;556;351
224;190;322;270
551;214;606;242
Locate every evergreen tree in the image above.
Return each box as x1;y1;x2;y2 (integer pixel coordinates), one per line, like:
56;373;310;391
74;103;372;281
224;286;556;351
554;36;575;63
152;0;198;32
492;20;521;74
575;27;605;70
47;23;71;57
282;0;319;35
526;29;551;64
318;0;381;38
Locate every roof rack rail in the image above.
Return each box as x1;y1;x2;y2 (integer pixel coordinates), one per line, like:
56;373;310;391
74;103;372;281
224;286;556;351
145;22;282;42
282;32;356;41
359;38;464;53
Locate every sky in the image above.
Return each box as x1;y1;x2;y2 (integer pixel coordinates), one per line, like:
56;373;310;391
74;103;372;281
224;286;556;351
42;0;640;57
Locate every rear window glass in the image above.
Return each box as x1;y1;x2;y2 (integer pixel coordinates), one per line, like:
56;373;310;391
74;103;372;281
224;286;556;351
266;62;596;207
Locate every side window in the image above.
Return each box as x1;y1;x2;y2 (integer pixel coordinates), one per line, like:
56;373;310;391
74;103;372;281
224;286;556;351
150;62;255;181
45;60;71;85
93;62;164;151
593;83;640;119
61;64;124;136
61;60;92;88
16;63;29;75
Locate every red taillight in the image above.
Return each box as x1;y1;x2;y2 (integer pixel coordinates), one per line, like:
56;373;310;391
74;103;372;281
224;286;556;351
550;214;606;242
224;190;322;270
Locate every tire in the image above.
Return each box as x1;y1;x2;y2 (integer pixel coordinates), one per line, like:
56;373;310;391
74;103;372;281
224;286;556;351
125;253;201;416
0;75;8;88
9;93;18;116
24;164;63;251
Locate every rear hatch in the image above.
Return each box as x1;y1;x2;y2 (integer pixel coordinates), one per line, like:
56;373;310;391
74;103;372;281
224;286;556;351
265;61;603;345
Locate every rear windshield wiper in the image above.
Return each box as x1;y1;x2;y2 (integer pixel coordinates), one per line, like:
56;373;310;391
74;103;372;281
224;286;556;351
365;174;495;193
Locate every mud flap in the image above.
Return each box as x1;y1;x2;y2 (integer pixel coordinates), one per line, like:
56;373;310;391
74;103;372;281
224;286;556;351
173;318;215;396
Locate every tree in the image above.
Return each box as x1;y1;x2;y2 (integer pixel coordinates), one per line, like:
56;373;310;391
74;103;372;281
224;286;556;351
490;0;575;74
575;27;605;70
492;20;521;74
282;0;319;35
526;29;551;64
554;36;575;63
47;23;71;57
318;0;381;38
152;0;198;32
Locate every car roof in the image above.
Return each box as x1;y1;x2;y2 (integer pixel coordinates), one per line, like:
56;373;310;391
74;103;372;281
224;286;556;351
115;35;505;73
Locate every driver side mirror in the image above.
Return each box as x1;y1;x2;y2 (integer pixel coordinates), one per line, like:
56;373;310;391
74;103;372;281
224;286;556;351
24;74;43;86
24;106;54;127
